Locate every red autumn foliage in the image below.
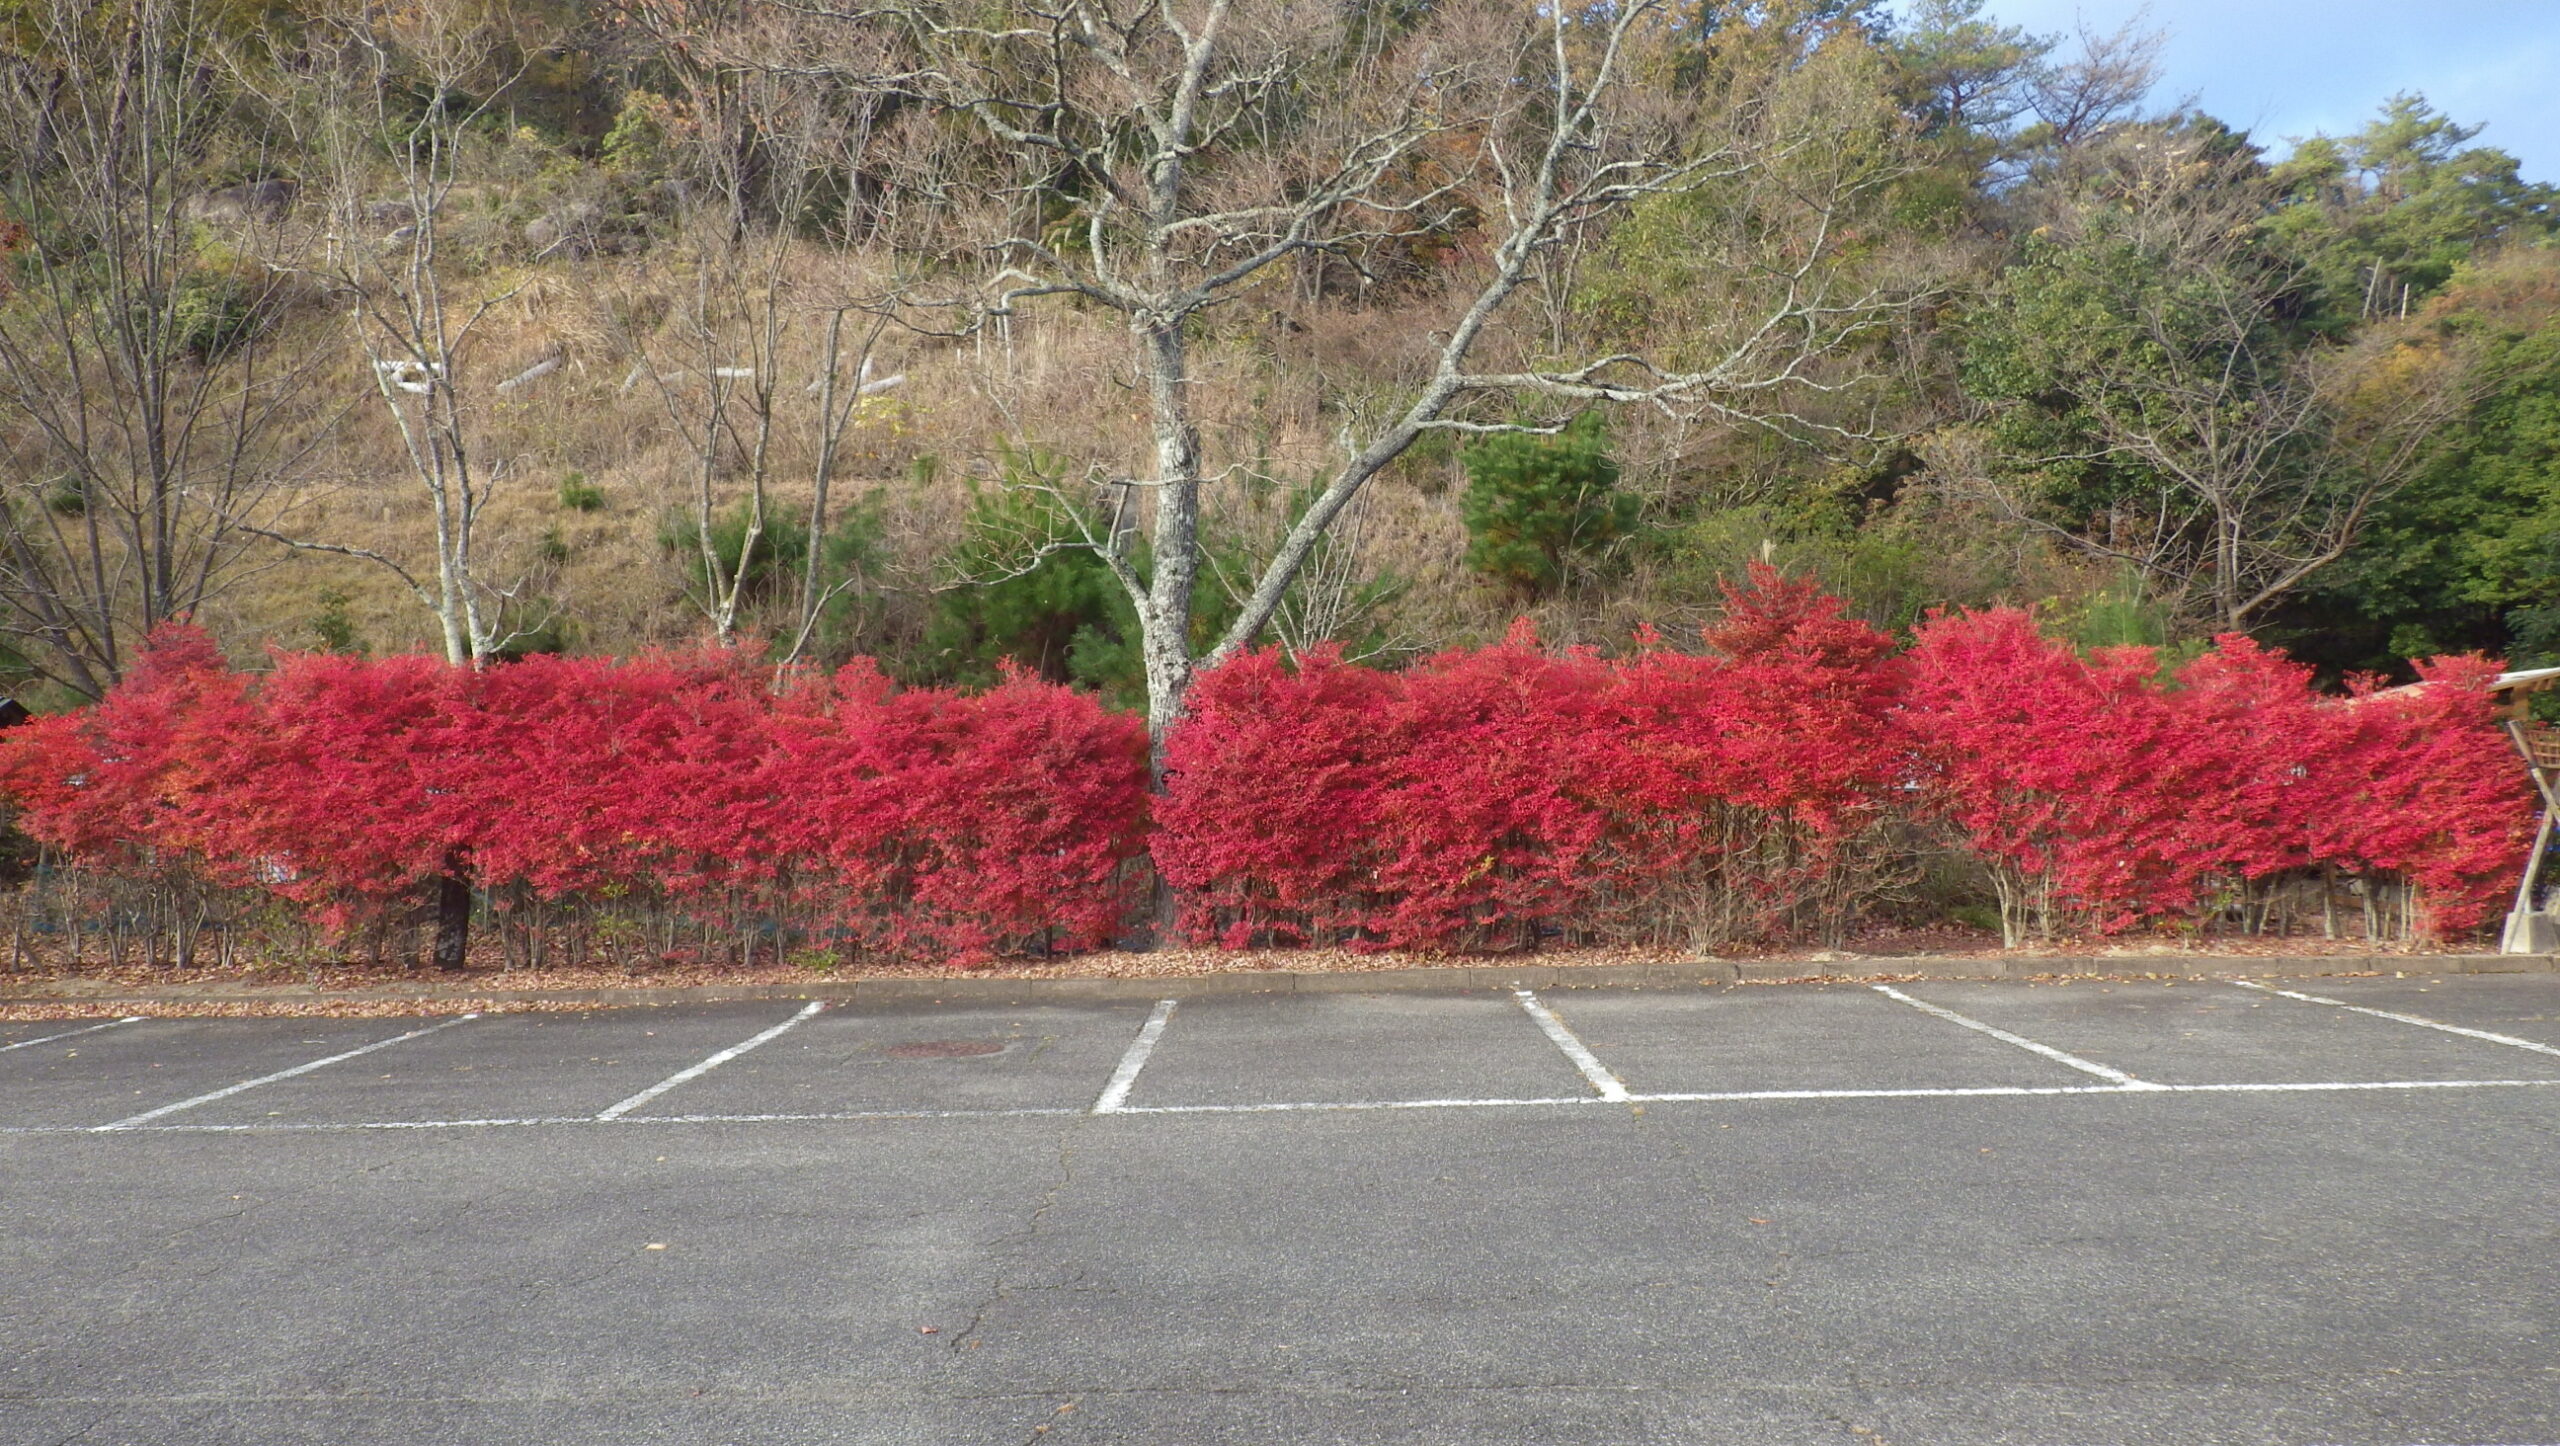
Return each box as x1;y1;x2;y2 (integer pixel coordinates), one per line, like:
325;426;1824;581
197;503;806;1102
0;577;2532;964
1154;568;1910;950
0;632;1151;964
758;660;1155;959
1584;569;1906;943
0;625;249;872
1895;610;2533;940
2304;656;2532;933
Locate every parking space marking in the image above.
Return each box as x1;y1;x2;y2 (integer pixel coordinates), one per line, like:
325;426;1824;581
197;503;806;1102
0;1017;145;1053
2232;980;2560;1059
1092;999;1178;1114
594;1001;825;1120
1124;1093;1598;1116
91;1015;480;1131
2158;1077;2560;1094
9;1074;2560;1136
1513;989;1631;1101
1872;984;2167;1090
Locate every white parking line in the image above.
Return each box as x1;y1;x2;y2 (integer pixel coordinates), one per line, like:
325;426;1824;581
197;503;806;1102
1514;989;1632;1101
1093;999;1178;1114
594;1002;825;1120
11;1074;2560;1136
1125;1094;1599;1115
1871;984;2167;1090
92;1015;479;1131
2232;980;2560;1059
0;1017;145;1053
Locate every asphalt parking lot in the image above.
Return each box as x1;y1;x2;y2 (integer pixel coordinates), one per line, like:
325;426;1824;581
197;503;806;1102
4;974;2557;1445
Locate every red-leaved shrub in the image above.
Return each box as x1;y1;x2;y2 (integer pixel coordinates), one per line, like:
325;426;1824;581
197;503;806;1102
1156;569;1909;951
0;580;2532;964
0;635;1150;965
1897;610;2532;942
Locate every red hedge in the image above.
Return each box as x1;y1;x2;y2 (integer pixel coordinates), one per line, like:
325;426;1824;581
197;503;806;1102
0;630;1150;963
1160;575;2531;949
0;574;2534;963
1154;570;1910;950
1895;610;2531;938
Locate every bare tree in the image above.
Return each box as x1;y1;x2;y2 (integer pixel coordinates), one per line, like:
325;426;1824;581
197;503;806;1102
788;0;1922;759
2022;14;2164;150
227;0;560;970
612;5;898;654
0;0;319;698
260;0;552;669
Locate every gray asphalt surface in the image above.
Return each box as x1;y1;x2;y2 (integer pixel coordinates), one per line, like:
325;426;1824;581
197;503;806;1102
4;974;2557;1445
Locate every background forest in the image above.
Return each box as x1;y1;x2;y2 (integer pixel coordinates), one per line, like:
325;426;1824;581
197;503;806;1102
2;0;2555;714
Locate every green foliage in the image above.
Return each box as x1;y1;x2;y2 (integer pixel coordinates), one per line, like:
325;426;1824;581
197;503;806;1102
1652;500;1995;635
2051;569;2203;670
494;603;577;662
557;472;604;511
797;491;890;663
656;491;887;653
1580;23;1910;346
1889;0;2049;140
2305;255;2560;669
660;501;799;602
2269;95;2560;332
1459;415;1640;599
913;451;1263;707
917;464;1135;696
167;272;258;362
309;589;363;655
600;90;676;178
1960;200;2312;557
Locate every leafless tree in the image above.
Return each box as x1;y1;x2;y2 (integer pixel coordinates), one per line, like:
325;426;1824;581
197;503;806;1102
784;0;1924;760
2023;14;2164;150
247;0;553;668
0;0;321;698
613;3;899;654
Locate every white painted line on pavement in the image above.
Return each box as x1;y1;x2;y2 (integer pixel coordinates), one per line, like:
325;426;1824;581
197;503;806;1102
92;1015;479;1130
2160;1077;2560;1094
628;1106;1085;1125
1093;999;1178;1114
1871;984;2168;1089
9;1074;2560;1135
1121;1094;1599;1115
595;1002;824;1120
1635;1083;2126;1103
1;1017;145;1053
1514;989;1632;1102
24;1105;1092;1133
2232;980;2560;1060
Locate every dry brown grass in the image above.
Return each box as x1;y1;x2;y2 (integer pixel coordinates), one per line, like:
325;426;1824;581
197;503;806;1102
160;225;2108;673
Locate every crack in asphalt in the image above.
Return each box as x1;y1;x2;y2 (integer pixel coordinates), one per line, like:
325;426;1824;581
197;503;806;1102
948;1118;1083;1358
39;1413;108;1446
1019;1393;1082;1444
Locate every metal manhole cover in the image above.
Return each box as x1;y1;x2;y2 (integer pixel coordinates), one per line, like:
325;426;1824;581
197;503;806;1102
885;1039;1007;1059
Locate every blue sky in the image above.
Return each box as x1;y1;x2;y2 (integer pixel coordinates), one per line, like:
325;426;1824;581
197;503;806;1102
1959;1;2560;179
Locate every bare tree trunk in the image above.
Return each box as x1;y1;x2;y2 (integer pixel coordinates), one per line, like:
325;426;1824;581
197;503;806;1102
432;856;471;973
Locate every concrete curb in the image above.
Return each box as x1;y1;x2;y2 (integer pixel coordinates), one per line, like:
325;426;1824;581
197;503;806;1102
1;952;2551;1014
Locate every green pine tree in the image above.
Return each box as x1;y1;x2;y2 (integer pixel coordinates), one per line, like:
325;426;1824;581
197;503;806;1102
1459;415;1640;599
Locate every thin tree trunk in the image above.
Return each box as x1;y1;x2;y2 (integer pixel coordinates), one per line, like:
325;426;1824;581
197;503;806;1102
432;858;471;972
